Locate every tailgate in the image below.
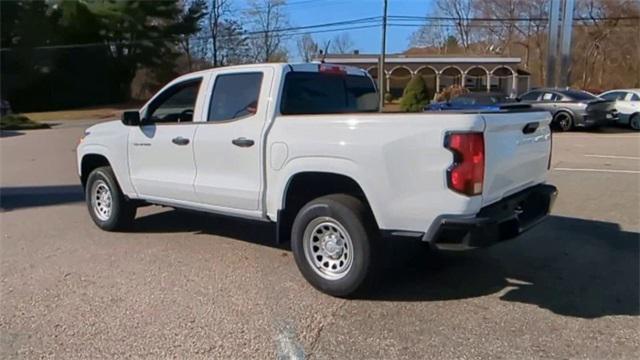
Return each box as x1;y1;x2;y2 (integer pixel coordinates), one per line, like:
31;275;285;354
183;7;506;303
482;111;552;206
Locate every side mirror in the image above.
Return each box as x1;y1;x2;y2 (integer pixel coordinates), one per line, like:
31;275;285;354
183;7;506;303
515;97;522;102
122;111;141;126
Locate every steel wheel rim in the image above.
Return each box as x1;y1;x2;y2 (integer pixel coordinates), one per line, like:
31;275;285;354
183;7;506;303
91;180;112;221
303;217;354;280
631;116;640;130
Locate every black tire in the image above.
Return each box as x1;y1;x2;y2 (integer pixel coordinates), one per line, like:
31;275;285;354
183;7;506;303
85;166;136;231
291;194;378;297
553;111;574;132
630;114;640;131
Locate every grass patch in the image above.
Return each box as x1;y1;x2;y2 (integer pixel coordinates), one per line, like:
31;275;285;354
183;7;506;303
1;114;51;130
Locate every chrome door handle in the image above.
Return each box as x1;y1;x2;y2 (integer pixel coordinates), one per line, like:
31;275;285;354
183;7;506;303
232;137;255;147
172;136;190;145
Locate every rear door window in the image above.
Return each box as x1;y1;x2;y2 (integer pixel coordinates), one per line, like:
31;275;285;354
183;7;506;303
208;72;263;122
280;72;378;115
542;92;561;101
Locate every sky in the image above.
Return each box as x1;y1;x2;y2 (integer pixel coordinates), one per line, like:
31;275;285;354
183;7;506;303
236;0;436;58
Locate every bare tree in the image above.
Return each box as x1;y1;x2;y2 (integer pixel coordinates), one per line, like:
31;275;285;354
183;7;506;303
436;0;476;52
331;33;355;54
409;17;450;53
297;33;319;61
478;0;549;84
572;0;639;89
208;0;231;67
245;0;289;62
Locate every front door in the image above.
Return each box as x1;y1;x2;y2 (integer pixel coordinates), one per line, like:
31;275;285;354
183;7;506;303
128;77;203;202
192;68;273;212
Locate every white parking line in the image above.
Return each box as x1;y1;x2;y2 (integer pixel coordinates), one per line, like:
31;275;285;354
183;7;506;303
555;134;639;139
584;154;640;160
553;167;640;174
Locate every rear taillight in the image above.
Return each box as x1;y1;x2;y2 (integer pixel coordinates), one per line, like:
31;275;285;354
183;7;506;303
318;64;346;75
445;132;484;196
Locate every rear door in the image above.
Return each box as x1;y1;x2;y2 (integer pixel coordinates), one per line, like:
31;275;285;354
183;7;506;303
192;67;274;212
481;111;552;206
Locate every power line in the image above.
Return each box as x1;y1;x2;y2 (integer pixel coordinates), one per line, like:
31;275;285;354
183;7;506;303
0;16;382;51
388;15;640;22
3;12;637;52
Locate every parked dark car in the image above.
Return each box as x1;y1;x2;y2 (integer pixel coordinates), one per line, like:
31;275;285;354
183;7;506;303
425;92;530;112
0;99;11;116
517;88;617;131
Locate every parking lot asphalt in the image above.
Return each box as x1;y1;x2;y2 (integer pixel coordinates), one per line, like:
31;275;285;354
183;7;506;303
1;122;639;359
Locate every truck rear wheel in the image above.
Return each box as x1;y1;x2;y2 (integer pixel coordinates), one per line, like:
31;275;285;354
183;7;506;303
86;166;136;231
291;194;378;297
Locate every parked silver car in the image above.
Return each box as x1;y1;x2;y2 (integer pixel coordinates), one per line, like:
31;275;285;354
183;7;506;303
598;89;640;130
517;88;617;131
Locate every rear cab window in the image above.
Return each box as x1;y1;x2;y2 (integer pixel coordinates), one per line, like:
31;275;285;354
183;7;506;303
280;68;378;115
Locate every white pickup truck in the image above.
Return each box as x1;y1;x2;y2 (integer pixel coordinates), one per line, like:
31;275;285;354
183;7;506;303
77;63;557;296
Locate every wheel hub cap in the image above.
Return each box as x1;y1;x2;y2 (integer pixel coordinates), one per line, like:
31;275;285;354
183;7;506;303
323;235;344;259
92;180;112;221
303;217;354;280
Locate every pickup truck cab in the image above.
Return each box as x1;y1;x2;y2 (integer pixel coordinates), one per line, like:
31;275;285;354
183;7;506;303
78;63;557;297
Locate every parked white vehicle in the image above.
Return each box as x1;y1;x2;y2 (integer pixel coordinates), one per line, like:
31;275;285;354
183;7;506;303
599;89;640;130
77;63;557;296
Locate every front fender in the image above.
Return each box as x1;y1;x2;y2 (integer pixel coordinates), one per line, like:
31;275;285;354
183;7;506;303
77;143;137;198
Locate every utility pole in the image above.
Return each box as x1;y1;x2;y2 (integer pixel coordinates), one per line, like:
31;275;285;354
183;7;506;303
558;0;575;87
378;0;388;111
546;0;561;88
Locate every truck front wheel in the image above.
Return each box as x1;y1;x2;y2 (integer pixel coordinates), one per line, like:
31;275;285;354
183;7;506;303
85;166;136;231
291;194;378;297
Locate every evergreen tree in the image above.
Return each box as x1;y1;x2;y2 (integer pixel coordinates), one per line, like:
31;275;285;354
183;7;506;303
400;76;429;112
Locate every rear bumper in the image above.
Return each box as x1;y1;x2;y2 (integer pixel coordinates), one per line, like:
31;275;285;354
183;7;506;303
578;111;618;127
426;184;558;250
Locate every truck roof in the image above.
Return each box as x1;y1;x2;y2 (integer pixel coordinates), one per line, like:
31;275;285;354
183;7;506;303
172;62;370;83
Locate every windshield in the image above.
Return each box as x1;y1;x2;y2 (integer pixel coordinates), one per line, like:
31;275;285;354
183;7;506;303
280;72;378;114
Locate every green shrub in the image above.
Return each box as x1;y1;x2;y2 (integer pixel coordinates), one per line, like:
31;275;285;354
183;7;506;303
0;114;50;130
400;76;429;112
384;92;394;103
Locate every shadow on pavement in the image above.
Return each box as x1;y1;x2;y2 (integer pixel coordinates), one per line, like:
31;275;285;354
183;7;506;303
367;215;639;319
0;185;84;211
132;209;286;250
0;130;25;138
134;210;638;319
572;125;637;134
